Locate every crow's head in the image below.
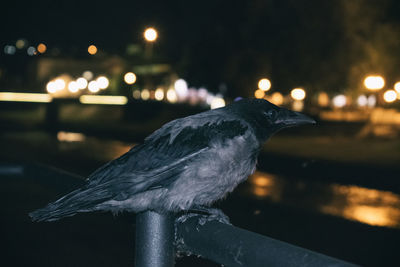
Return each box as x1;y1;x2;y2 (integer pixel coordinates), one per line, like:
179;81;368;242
229;98;315;141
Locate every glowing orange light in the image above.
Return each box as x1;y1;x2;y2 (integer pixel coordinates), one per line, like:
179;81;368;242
254;89;265;99
37;43;47;54
88;45;97;55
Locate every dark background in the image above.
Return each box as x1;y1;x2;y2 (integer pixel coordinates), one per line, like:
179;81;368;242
1;1;400;266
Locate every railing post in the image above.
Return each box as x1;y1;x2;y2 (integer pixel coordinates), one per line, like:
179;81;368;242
135;211;175;267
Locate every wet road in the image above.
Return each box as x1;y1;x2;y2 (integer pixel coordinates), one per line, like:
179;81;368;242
246;171;400;229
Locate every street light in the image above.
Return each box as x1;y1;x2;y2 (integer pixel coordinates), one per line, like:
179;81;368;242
144;27;158;42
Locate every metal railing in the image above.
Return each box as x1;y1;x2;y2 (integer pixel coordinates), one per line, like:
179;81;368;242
2;162;358;267
136;211;358;267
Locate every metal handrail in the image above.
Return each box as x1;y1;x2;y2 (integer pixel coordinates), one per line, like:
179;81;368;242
3;162;358;267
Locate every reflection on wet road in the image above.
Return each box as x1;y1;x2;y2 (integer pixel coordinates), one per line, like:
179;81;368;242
246;171;400;228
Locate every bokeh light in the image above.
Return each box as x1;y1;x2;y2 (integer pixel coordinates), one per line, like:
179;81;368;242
54;78;66;91
141;89;150;100
210;96;226;109
124;72;137;84
270;92;283;105
155;88;164;101
290;88;306;101
68;81;79;93
46;81;57;93
83;71;94;80
383;90;397;103
144;27;158;42
357;95;368;107
394;82;400;93
76;78;88;89
318;92;330;107
27;46;36;56
368;95;377;107
258;78;271;91
96;76;109;89
132;90;141;99
88;45;97;55
166;88;178;103
37;43;47;54
15;39;26;49
174;79;189;99
4;45;16;55
88;81;99;93
364;75;385;91
332;94;347;108
254;89;265;99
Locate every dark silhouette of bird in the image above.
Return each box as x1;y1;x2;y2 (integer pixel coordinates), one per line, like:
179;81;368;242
29;98;315;222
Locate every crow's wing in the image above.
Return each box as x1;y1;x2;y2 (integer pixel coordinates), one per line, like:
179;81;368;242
85;117;249;201
29;117;249;221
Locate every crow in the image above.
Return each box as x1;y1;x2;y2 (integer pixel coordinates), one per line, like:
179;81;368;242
29;98;315;222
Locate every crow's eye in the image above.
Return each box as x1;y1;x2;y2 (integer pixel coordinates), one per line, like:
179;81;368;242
264;110;278;120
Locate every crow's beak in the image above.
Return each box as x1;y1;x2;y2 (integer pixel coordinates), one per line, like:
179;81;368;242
276;108;316;128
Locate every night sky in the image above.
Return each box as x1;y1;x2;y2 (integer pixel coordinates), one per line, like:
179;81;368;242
2;0;400;96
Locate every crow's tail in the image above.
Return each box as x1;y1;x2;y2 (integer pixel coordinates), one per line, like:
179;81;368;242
29;186;112;222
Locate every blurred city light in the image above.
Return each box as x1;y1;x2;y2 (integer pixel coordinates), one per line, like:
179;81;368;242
166;88;178;103
96;76;109;89
318;92;330;107
357;95;368;107
79;95;128;105
15;39;26;49
88;81;100;93
0;92;52;103
258;78;271;91
197;88;208;101
4;45;16;55
332;94;347;108
290;88;306;101
37;43;47;54
144;27;158;42
83;71;94;80
364;75;385;91
254;89;265;99
210;96;226;109
174;79;189;99
141;89;150;100
270;92;283;106
292;100;304;111
132;90;141;99
76;77;88;89
46;81;57;93
68;81;79;93
27;46;36;56
368;95;377;107
88;45;97;55
55;79;66;90
154;88;164;101
383;90;397;103
394;82;400;93
124;72;137;84
57;131;86;142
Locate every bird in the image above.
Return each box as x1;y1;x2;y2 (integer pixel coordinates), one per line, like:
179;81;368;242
29;98;315;222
